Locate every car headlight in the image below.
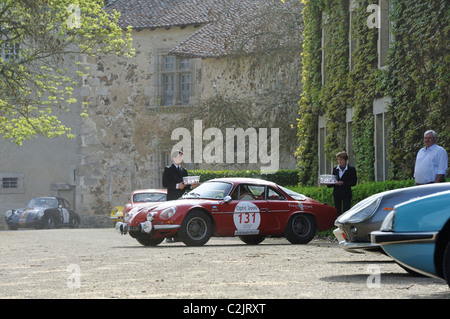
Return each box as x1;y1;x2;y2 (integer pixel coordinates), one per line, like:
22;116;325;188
5;210;13;218
37;210;45;218
146;212;154;221
123;212;131;223
338;196;381;224
380;210;395;232
160;207;176;219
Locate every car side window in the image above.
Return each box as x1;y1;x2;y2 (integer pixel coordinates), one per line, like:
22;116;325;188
231;184;265;201
60;199;70;209
267;187;286;200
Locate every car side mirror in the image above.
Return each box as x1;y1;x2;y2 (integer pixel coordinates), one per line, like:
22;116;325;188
223;196;232;203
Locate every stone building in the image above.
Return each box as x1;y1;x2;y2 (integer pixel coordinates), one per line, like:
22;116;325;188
0;0;303;220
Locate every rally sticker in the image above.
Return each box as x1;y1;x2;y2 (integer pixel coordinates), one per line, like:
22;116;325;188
62;209;70;223
233;202;261;235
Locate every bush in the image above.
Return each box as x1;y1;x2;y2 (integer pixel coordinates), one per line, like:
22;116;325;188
191;169;423;206
287;179;417;207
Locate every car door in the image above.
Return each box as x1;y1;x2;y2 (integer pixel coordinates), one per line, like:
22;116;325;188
217;184;272;236
59;198;71;224
264;186;291;234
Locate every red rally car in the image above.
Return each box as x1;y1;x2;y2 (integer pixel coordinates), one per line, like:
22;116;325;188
116;178;337;246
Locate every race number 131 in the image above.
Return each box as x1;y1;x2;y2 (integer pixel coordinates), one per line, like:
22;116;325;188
238;212;257;224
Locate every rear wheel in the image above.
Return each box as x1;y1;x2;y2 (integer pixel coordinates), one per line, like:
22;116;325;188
71;217;81;228
284;214;317;244
179;210;212;246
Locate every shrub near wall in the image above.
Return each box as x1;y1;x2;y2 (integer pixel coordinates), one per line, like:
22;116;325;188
191;169;423;207
286;179;418;207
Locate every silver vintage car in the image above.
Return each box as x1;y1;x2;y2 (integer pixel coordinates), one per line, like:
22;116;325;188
333;182;450;253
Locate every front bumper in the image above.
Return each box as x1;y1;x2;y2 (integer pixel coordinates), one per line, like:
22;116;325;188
6;216;45;229
370;231;437;245
370;231;439;278
333;227;381;253
115;221;180;235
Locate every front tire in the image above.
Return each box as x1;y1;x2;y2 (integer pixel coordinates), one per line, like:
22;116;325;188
179;210;212;246
46;216;56;229
284;214;317;244
71;217;81;228
135;235;164;246
239;236;265;245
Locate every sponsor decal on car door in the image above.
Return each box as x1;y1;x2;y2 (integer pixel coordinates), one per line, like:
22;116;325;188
60;208;70;224
233;201;262;235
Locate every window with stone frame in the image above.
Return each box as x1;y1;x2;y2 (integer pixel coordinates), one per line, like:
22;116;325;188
160;55;193;106
1;41;20;61
0;172;24;194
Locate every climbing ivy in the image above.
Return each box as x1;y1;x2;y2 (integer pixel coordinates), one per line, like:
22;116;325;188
296;0;323;185
297;0;449;185
385;0;449;180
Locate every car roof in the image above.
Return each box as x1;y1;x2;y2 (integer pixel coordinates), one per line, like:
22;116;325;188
132;189;167;194
377;182;450;199
206;177;277;186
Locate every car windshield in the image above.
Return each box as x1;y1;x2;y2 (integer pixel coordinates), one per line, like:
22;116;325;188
278;185;306;201
28;198;59;208
183;181;233;199
133;193;167;203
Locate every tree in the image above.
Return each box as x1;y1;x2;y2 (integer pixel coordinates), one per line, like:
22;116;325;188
0;0;133;145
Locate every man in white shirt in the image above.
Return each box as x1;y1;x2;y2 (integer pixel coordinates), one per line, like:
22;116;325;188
414;130;448;185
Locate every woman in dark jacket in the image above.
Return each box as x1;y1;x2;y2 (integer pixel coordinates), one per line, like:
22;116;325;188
330;151;357;215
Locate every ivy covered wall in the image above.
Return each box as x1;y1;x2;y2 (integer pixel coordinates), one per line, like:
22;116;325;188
297;0;449;185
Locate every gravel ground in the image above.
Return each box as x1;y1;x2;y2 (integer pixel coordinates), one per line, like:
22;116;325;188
0;228;448;300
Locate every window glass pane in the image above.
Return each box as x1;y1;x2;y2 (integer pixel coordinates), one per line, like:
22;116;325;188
267;187;286;200
180;58;190;70
163;56;175;70
160;55;193;106
2;178;18;188
2;42;19;61
163;74;174;106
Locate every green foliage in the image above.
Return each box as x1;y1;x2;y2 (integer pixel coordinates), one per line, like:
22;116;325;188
296;0;323;185
0;0;134;145
287;178;416;208
298;0;449;185
386;0;449;180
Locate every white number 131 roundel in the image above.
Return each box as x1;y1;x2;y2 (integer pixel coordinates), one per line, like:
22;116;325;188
233;202;261;235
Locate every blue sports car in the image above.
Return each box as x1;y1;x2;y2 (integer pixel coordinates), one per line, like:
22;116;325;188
5;197;81;230
371;190;450;287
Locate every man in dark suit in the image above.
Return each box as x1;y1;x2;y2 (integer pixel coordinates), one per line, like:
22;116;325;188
162;150;190;243
330;151;357;215
163;150;189;201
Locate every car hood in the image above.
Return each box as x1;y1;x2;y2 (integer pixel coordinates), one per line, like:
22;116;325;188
335;182;450;225
131;202;164;209
13;207;44;215
147;198;220;211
